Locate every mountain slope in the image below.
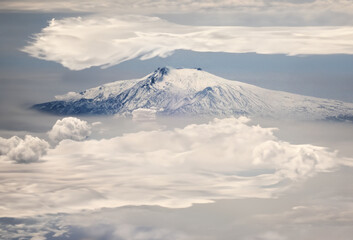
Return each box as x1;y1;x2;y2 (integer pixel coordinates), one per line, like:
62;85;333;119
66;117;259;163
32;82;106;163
33;67;353;120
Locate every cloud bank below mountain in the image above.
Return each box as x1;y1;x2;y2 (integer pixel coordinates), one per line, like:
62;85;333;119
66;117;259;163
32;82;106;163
0;117;345;217
22;15;353;70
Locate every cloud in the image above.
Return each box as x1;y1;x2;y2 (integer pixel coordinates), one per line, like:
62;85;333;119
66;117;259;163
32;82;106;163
112;224;191;240
0;135;49;163
47;117;92;142
0;117;343;217
0;0;267;13
132;108;157;121
1;0;353;20
0;117;91;163
0;214;192;240
22;15;353;70
2;166;353;239
252;232;287;240
2;0;353;29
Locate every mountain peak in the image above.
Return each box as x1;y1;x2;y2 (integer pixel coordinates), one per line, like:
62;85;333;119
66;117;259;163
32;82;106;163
147;67;170;84
147;67;204;84
157;66;170;75
146;67;214;90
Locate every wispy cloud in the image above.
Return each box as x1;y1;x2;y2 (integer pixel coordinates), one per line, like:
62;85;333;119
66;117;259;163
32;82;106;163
2;0;353;18
2;189;353;240
132;108;158;121
22;15;353;70
0;117;342;217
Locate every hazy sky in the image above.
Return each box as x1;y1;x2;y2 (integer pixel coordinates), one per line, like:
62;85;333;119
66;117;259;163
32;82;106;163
1;1;353;240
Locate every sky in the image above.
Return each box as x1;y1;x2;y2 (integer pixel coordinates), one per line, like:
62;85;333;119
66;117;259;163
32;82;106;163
1;0;353;239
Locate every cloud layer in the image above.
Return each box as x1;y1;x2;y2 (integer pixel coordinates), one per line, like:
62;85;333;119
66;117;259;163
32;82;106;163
2;0;353;19
0;117;342;217
22;15;353;70
0;135;49;163
48;117;91;142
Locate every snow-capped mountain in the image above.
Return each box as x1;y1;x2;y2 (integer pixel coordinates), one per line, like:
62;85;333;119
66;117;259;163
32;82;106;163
33;67;353;120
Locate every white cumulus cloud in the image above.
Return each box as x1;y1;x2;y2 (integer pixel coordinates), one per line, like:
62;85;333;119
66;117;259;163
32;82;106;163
0;117;342;217
48;117;92;142
0;135;49;163
22;15;353;70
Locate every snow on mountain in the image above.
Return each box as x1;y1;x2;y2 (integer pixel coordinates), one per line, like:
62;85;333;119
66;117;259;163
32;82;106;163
33;67;353;120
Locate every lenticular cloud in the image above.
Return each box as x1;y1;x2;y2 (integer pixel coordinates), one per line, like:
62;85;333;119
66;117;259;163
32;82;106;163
0;117;340;217
22;15;353;70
